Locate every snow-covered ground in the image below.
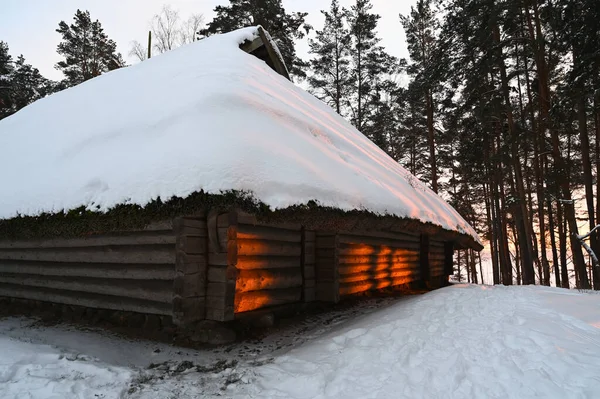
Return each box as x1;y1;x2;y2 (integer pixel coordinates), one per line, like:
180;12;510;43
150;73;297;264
1;284;599;398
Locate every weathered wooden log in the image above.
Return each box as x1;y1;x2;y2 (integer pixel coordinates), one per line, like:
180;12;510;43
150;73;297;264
235;255;300;270
0;245;175;264
338;262;421;275
0;274;173;303
235;269;302;293
0;261;175;280
338;242;421;256
339;276;417;296
0;232;176;250
339;268;419;284
236;224;301;243
338;234;420;247
0;283;172;315
237;239;301;257
234;287;302;313
338;254;419;265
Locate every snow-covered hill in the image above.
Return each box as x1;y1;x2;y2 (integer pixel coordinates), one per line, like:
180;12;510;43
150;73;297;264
1;284;599;398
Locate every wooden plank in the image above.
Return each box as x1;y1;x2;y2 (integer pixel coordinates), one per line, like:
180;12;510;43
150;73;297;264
0;232;176;250
237;240;301;257
339;269;420;284
174;217;207;236
338;262;421;275
338;234;420;247
0;274;173;303
338;242;421;255
303;264;316;280
236;269;302;293
339;251;420;265
339;276;417;296
0;245;176;264
338;230;420;243
235;255;300;270
256;26;291;81
0;261;175;280
240;36;265;54
237;224;301;243
234;287;301;313
0;283;173;316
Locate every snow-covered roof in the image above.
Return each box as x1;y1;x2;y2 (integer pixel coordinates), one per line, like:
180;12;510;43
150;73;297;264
0;27;480;244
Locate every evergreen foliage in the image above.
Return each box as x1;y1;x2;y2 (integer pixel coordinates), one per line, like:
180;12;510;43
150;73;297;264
55;9;125;86
200;0;311;78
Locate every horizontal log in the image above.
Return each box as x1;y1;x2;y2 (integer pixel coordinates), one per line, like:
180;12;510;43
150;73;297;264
0;244;176;264
174;218;207;236
0;231;176;250
0;260;175;280
237;240;301;257
339;276;418;296
0;283;172;316
338;262;420;275
234;287;302;313
338;233;420;247
237;224;301;243
236;255;300;270
430;241;446;248
144;220;175;232
339;242;421;255
0;273;173;304
208;253;228;266
338;254;419;265
339;268;420;284
235;269;302;293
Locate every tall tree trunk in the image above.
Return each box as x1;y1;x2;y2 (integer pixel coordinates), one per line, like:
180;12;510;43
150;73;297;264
557;202;570;288
547;196;561;287
425;90;438;193
594;92;600;289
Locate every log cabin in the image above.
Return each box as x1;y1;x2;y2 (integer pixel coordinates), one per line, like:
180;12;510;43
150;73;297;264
0;27;482;336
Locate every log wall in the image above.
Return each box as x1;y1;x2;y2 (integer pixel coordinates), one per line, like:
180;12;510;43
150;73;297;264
0;221;177;317
337;231;422;297
0;208;460;326
205;213;305;320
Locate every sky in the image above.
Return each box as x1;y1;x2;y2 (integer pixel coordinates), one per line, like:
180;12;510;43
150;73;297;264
0;0;416;81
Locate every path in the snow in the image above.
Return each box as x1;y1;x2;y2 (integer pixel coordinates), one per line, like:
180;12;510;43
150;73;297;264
1;285;599;399
0;292;407;398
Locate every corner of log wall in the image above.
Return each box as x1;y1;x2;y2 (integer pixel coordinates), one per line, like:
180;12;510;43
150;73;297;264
315;232;340;303
204;210;238;322
173;216;208;325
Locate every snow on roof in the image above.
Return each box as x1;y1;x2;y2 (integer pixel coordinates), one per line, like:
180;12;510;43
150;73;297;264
0;27;480;243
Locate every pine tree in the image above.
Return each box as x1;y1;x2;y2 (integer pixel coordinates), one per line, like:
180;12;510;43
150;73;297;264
200;0;310;78
55;9;125;87
0;41;14;119
400;0;441;193
11;55;50;111
346;0;395;133
308;0;351;116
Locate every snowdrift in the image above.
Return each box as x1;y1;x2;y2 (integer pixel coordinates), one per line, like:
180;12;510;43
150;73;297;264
0;27;479;243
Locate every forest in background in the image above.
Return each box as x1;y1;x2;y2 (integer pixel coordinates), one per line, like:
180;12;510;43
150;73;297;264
1;0;599;289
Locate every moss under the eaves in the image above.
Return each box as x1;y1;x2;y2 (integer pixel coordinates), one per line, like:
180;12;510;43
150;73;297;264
0;190;479;250
0;190;270;241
